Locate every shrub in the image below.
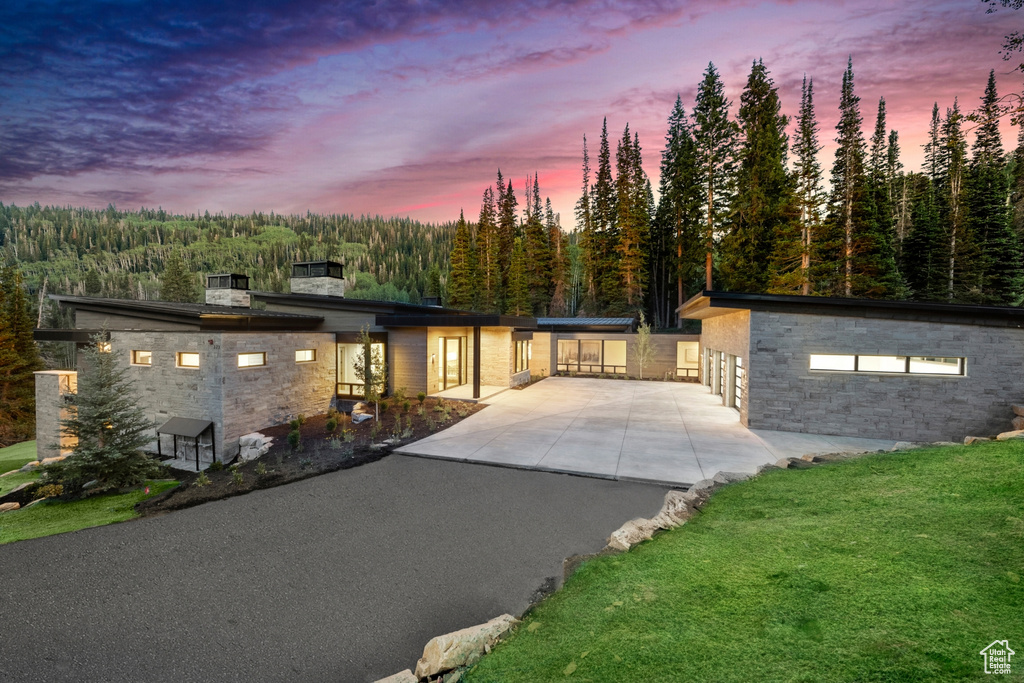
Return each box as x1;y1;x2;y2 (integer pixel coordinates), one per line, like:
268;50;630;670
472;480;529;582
417;406;426;417
326;417;338;434
392;386;407;403
341;429;355;443
231;467;244;486
433;403;444;413
299;457;312;470
370;422;380;441
289;418;302;430
416;391;426;405
194;470;211;487
326;406;339;419
380;400;390;414
34;483;63;499
425;415;437;432
456;406;469;418
208;460;224;472
328;438;342;449
254;462;268;476
287;429;301;451
401;400;411;414
296;413;307;425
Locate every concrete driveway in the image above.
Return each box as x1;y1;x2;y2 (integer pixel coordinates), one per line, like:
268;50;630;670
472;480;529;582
0;455;668;682
397;376;897;486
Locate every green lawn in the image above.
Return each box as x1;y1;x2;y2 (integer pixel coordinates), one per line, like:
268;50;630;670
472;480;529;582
0;480;178;545
0;441;38;473
0;470;40;497
467;441;1024;682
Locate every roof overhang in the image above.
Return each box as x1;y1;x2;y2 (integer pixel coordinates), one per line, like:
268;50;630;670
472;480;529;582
33;328;110;343
375;314;537;329
678;290;1024;328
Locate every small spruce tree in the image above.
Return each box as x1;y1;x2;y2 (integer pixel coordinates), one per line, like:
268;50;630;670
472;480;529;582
161;249;199;303
43;334;160;492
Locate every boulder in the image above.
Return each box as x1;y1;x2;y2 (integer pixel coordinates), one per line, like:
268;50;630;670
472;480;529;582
1013;416;1024;431
8;482;35;496
414;614;517;679
607;517;662;552
39;456;66;466
964;436;991;445
237;433;272;462
890;442;918;451
22;498;48;509
19;461;40;472
1013;404;1024;417
0;502;20;513
712;471;751;485
351;412;373;424
996;430;1024;442
688;478;718;493
373;670;417;683
0;470;18;477
649;489;697;529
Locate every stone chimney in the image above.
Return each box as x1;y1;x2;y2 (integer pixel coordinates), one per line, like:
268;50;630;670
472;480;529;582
290;261;345;297
205;273;251;307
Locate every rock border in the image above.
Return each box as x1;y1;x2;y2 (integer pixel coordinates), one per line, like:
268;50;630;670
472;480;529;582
374;437;985;682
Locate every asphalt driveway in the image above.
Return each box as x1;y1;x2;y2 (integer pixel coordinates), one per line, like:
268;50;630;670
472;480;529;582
0;455;668;683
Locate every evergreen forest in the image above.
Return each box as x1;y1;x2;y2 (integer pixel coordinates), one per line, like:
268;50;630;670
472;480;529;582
446;60;1024;328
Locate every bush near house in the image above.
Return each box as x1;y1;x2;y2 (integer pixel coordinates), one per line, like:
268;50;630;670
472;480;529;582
467;441;1024;682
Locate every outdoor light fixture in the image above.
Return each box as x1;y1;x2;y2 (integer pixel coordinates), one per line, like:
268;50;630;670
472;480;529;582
431;354;436;365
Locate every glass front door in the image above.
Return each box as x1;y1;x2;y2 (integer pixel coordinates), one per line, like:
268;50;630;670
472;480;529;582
438;337;466;391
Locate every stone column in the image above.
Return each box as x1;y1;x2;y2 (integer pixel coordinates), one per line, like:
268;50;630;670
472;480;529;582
34;370;78;461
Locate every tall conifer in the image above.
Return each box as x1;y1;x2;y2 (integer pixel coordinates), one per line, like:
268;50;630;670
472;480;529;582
772;76;825;294
720;59;795;293
475;186;499;313
693;62;739;290
446;210;476;310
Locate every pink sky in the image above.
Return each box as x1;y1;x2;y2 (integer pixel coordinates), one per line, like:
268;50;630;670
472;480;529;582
0;0;1019;228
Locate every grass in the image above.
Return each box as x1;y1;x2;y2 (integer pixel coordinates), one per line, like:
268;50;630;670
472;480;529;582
0;480;178;545
0;441;38;473
467;441;1024;682
0;470;40;497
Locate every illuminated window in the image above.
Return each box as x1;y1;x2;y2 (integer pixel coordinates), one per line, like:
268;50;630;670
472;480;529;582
131;350;152;366
176;352;200;368
97;342;111;353
237;352;266;368
810;354;964;375
295;349;316;363
515;340;531;373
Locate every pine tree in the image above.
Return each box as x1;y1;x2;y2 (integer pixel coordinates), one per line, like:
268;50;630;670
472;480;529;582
902;173;947;299
547;198;569;317
161;249;199;303
693;62;739;290
504;237;531;316
523;174;552;314
575;135;597;304
969;71;1023;304
84;269;102;296
823;57;890;297
590;119;619;310
656;96;708;320
938;99;973;300
495;170;518;304
861;97;905;297
720;59;795;294
888;130;910;260
0;266;43;446
770;75;824;294
475;187;499;313
42;334;160;491
614;128;650;311
446;210;476;310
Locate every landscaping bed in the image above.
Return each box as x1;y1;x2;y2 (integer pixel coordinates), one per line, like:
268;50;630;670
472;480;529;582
138;397;483;516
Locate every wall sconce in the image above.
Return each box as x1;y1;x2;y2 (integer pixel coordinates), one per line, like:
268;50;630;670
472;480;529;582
430;354;436;365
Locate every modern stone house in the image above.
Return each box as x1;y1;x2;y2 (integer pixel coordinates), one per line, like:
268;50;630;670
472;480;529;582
35;262;696;465
680;290;1024;442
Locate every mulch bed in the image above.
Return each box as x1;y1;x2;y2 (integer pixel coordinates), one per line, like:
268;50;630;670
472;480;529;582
137;397;484;517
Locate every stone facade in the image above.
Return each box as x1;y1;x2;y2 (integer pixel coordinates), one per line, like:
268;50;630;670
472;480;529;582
742;311;1024;441
108;330;335;460
205;288;250;308
289;276;346;297
33;370;77;461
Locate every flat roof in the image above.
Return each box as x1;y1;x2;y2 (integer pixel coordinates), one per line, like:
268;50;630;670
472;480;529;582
51;295;324;331
157;417;214;439
536;317;635;332
679;290;1024;328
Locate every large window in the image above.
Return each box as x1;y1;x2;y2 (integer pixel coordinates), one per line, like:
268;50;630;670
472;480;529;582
131;350;152;366
676;341;699;378
237;352;266;368
515;340;531;373
809;354;964;375
337;342;386;397
176;352;200;368
557;339;627;374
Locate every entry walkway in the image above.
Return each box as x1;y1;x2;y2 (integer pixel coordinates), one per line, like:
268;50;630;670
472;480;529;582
396;376;898;486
